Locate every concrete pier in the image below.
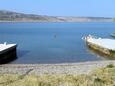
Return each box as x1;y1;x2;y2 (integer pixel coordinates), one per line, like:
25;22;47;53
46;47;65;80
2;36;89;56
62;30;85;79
84;35;115;58
0;43;17;64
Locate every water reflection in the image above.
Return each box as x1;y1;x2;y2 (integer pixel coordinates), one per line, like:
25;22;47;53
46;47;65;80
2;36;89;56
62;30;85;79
17;49;30;58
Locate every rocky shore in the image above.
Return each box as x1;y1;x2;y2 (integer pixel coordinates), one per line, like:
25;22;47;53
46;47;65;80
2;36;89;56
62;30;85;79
0;60;115;75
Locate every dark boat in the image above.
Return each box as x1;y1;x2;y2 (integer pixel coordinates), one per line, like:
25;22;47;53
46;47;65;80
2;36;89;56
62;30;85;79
0;42;17;64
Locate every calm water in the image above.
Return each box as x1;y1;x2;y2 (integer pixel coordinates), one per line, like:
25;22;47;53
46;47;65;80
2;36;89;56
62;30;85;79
0;22;115;64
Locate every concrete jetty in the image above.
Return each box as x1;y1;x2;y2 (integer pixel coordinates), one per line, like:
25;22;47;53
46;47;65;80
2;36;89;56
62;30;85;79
0;42;17;64
84;35;115;58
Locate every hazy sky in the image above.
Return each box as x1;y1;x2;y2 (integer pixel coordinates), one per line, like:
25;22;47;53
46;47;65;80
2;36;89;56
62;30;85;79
0;0;115;17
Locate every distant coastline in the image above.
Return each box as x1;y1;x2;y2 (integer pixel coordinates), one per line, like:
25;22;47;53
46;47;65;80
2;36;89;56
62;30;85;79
0;10;114;22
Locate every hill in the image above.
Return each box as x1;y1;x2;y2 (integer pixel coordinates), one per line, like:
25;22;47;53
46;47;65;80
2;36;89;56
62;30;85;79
0;10;113;22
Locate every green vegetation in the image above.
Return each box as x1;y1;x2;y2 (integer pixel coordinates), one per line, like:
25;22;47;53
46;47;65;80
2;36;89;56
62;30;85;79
113;18;115;22
106;64;114;68
0;64;115;86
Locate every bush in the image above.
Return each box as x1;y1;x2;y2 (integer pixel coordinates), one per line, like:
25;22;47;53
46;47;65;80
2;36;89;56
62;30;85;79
106;64;114;68
0;64;115;86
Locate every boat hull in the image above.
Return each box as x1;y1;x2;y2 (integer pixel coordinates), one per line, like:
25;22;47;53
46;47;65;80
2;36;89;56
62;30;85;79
0;44;17;64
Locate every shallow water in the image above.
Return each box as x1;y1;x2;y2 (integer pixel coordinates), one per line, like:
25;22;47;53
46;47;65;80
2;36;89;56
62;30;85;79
0;22;115;64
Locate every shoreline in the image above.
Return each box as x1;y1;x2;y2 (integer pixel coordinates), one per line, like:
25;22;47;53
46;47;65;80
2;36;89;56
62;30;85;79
0;60;115;75
0;21;114;23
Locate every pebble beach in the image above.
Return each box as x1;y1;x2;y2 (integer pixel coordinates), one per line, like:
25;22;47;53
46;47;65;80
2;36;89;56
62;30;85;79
0;61;115;75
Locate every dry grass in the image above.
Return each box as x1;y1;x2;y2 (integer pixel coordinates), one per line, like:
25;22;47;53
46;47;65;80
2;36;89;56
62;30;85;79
0;64;115;86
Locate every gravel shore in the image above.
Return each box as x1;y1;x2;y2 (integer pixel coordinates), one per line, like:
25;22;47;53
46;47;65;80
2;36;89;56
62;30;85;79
0;61;115;75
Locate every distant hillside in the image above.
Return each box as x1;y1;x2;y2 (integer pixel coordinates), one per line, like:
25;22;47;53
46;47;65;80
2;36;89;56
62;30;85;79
0;10;113;22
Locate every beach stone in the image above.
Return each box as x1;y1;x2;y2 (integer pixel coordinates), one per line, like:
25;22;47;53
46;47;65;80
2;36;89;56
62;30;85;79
0;61;115;75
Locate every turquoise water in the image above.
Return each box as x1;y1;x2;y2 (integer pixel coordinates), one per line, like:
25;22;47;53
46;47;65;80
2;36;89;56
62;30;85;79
0;22;115;64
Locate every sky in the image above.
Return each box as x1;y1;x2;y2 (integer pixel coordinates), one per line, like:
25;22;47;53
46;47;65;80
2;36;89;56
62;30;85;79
0;0;115;17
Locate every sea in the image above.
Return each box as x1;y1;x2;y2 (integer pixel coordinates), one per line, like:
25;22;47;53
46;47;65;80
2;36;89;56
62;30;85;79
0;22;115;64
